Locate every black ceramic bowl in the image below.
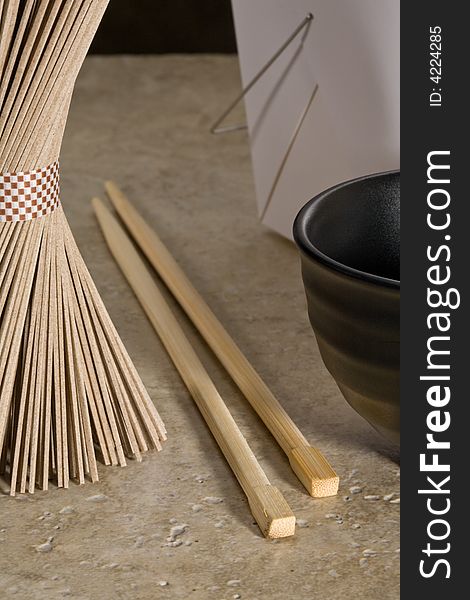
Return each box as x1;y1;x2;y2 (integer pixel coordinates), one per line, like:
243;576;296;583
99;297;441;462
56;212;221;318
293;171;400;447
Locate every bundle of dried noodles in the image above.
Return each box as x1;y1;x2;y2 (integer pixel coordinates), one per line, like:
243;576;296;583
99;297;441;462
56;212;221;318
0;0;166;495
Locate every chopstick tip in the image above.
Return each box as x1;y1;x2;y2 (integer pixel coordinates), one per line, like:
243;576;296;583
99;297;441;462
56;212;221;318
91;196;104;211
248;484;296;539
289;446;339;498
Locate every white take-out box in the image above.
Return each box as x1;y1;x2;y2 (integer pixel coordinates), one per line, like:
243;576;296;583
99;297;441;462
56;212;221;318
231;0;400;239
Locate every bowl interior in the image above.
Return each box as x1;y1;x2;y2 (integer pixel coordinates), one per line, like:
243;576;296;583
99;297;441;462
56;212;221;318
298;172;400;284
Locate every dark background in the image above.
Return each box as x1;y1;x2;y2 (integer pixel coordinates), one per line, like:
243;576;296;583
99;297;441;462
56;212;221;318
90;0;237;54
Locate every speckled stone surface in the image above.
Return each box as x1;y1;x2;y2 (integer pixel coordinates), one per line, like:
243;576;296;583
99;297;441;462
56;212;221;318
0;56;399;599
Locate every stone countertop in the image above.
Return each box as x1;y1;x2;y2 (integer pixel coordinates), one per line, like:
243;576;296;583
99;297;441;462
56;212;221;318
0;56;399;600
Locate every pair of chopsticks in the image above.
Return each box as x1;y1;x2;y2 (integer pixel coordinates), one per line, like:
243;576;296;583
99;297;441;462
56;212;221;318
92;183;339;539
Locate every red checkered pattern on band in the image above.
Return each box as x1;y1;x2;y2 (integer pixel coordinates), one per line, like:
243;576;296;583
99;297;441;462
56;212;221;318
0;161;60;222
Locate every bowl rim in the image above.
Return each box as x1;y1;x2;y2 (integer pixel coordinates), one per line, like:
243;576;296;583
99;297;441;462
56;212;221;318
293;170;400;290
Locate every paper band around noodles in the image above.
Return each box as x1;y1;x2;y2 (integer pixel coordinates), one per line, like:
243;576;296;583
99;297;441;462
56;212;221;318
0;161;60;223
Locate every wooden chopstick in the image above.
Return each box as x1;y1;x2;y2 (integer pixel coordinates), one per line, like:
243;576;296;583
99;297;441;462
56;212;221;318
104;182;339;498
92;197;296;539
